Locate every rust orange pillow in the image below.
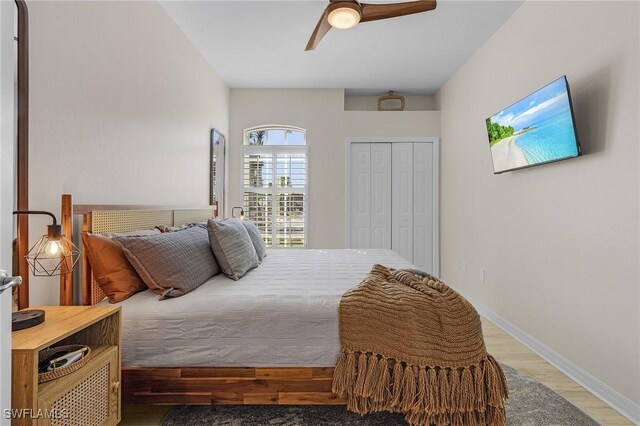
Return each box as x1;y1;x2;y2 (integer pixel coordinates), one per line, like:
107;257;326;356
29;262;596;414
81;232;148;303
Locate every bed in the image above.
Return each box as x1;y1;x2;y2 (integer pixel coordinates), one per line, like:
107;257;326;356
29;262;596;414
103;248;412;368
60;195;415;405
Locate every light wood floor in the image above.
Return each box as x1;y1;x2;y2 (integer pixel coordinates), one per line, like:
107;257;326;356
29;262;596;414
120;317;632;425
480;318;631;426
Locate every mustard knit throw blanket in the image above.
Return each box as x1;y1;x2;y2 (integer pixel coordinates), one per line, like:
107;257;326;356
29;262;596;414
332;265;509;426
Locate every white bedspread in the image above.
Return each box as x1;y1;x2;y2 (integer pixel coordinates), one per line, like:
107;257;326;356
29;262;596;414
108;249;413;367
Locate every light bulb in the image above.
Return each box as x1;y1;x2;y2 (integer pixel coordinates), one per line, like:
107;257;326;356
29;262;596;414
44;240;62;256
328;7;361;29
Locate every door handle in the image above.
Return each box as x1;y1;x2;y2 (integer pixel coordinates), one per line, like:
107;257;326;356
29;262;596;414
0;269;22;294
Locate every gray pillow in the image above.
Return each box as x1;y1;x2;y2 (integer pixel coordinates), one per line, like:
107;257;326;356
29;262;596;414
207;218;259;280
241;220;267;262
114;225;220;299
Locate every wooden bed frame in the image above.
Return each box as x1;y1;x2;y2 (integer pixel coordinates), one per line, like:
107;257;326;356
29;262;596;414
59;194;344;405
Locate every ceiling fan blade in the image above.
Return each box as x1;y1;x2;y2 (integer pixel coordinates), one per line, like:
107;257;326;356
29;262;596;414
360;0;436;23
305;10;332;51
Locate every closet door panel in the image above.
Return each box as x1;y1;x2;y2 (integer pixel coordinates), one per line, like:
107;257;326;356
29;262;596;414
413;143;434;271
350;143;371;249
392;143;413;262
370;143;392;249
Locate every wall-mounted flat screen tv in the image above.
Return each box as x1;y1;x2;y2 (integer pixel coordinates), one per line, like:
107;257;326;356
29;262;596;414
486;76;581;174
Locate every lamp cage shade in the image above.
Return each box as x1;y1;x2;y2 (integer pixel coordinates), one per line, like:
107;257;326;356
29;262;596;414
26;234;80;277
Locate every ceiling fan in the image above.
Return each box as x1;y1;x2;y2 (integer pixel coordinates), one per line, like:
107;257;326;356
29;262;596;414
305;0;437;51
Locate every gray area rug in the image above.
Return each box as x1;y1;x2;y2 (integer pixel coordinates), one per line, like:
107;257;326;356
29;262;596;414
161;365;599;425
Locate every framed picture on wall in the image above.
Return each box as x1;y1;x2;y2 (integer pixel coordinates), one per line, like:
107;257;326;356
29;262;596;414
210;129;225;217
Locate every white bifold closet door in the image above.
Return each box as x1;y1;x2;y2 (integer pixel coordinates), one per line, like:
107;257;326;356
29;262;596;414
371;144;392;249
349;142;435;273
391;143;413;263
349;143;372;249
412;143;434;270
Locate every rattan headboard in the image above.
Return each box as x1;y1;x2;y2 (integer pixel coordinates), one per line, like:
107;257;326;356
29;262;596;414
63;196;216;306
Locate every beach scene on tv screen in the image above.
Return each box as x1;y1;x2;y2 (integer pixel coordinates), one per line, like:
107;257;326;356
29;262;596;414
486;77;578;173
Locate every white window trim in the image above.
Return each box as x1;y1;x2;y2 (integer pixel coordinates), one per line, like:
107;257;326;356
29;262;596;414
242;126;309;248
245;124;307;145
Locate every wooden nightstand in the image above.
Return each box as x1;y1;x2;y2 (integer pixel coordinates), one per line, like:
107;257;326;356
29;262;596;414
12;306;121;426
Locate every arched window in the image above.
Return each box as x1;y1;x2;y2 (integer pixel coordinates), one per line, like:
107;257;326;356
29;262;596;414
242;126;307;248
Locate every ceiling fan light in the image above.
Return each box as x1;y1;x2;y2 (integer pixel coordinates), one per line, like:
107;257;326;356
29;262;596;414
328;6;361;29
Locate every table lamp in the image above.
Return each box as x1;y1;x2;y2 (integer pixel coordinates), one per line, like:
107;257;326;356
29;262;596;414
10;210;81;330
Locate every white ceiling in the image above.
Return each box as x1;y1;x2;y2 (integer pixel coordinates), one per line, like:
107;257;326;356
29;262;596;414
161;1;522;95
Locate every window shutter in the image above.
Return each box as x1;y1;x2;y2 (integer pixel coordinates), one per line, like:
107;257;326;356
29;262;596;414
243;192;273;247
243;152;274;189
276;153;306;189
242;129;307;248
275;192;305;247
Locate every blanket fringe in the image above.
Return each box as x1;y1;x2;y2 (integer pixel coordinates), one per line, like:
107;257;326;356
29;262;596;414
427;366;438;412
373;357;390;405
333;351;509;426
390;360;404;408
354;352;368;396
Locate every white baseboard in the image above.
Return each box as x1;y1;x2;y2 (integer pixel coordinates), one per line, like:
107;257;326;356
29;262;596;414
473;302;640;425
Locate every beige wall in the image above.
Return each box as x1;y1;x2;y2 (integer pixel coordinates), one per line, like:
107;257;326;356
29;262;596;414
229;89;440;249
28;1;229;305
437;1;639;406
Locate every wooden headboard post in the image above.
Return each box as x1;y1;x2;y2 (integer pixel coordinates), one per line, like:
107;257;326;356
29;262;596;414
58;197;217;306
59;193;73;305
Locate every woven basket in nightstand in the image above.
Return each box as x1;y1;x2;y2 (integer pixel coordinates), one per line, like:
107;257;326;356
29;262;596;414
38;344;91;384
